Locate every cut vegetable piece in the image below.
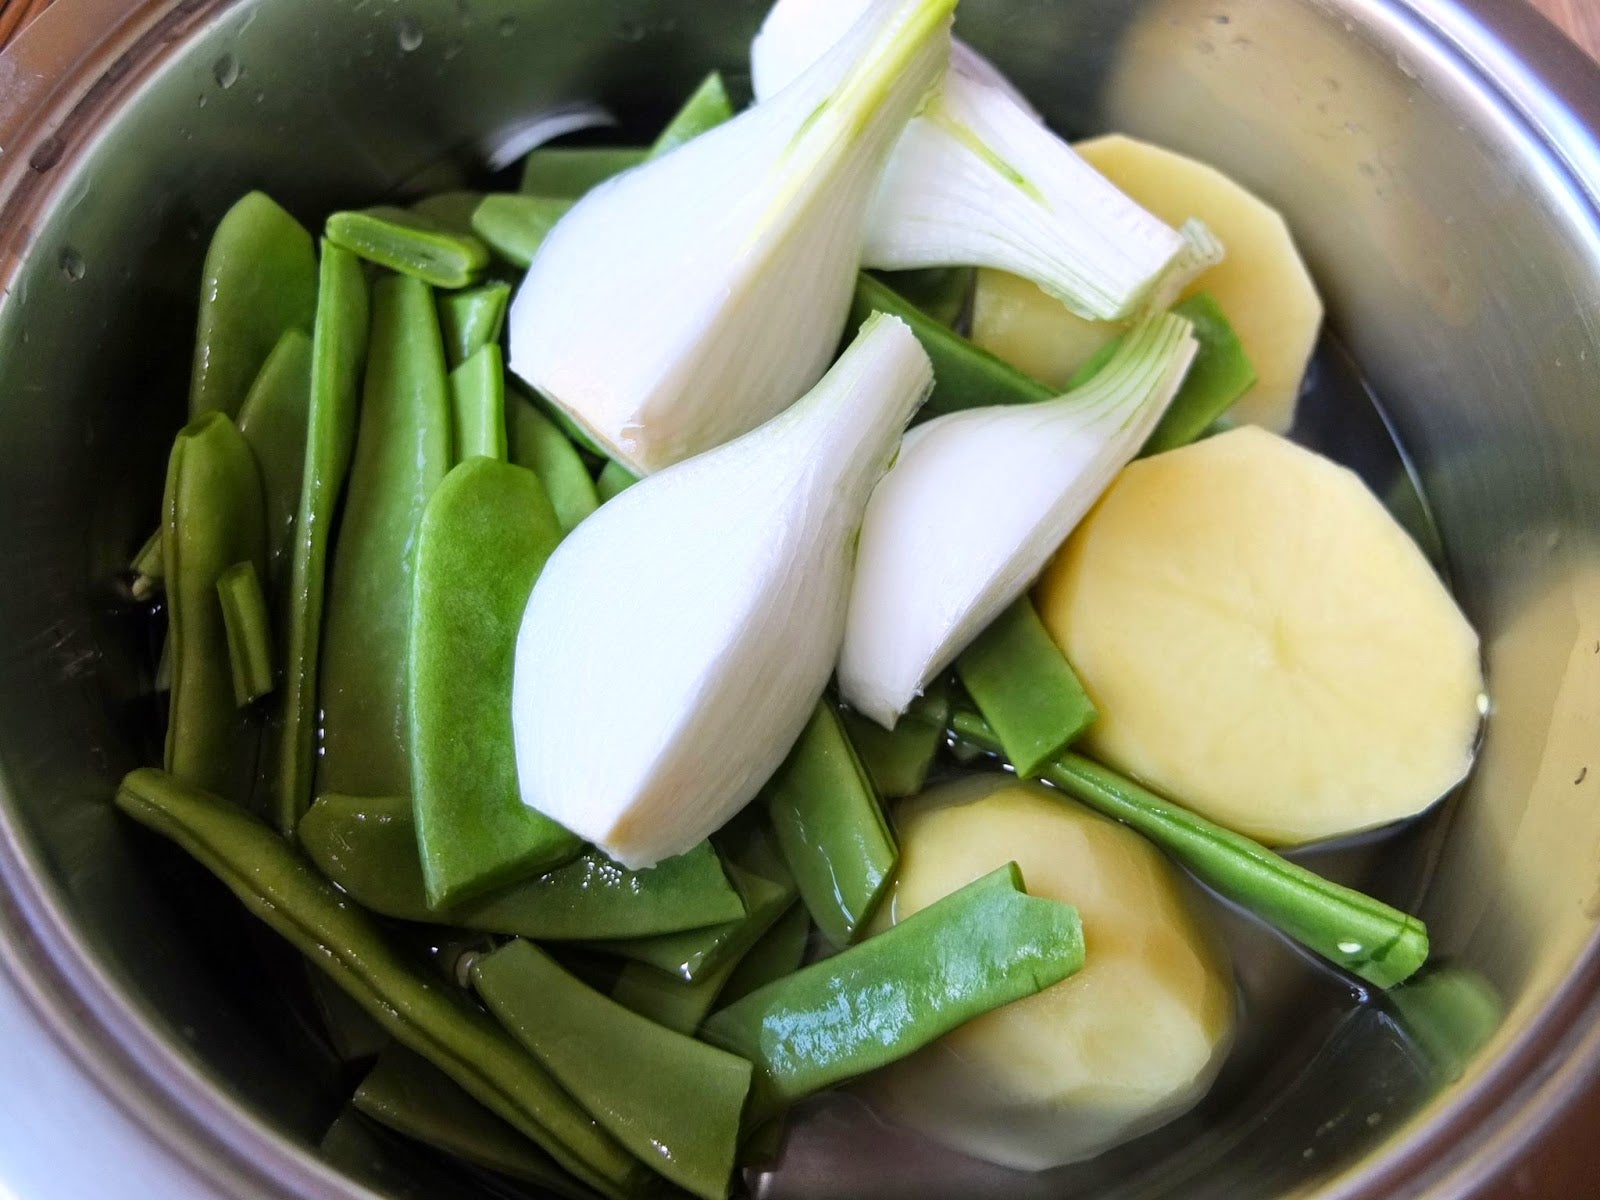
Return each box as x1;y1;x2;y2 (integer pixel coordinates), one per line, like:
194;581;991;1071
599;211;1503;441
1076;134;1322;432
505;395;600;534
765;703;896;947
236;328;313;590
970;268;1120;391
702;864;1084;1121
518;146;646;198
871;266;972;329
189;191;318;418
649;71;734;157
115;769;647;1199
849;274;1049;418
839;678;950;799
867;777;1235;1169
410;457;579;908
840;313;1196;727
437;282;510;369
716;902;812;1010
1142;292;1255;453
272;244;369;836
319;275;452;798
217;560;274;706
609;935;754;1037
473;940;753;1200
949;710;1431;988
162;412;268;794
1036;425;1483;846
447;345;508;463
508;0;953;474
470;194;573;269
326;207;490;290
300;794;741;939
354;1045;592;1200
410;190;482;237
955;597;1095;778
513;314;932;867
594;459;637;503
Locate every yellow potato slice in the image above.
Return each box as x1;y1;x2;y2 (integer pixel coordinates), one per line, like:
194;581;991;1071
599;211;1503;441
969;267;1119;392
1036;426;1483;845
867;776;1235;1169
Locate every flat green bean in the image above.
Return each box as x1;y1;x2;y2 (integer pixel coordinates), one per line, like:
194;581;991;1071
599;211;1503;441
130;529;164;596
319;274;452;798
216;560;274;706
871;267;973;329
327;207;490;290
189;191;318;419
437;282;510;369
506;394;599;533
114;768;647;1198
299;793;743;939
409;457;578;905
447;345;508;463
716;902;811;1010
765;704;896;948
838;678;950;799
272;243;369;836
948;710;1431;988
518;147;646;198
1144;293;1257;454
474;939;753;1200
161;412;267;794
470;195;573;269
320;1108;485;1200
410;190;483;236
595;459;638;503
649;71;734;157
701;864;1084;1121
236;328;313;592
955;597;1096;778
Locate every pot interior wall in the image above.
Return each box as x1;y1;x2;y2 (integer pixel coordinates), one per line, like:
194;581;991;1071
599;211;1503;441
0;0;1597;1197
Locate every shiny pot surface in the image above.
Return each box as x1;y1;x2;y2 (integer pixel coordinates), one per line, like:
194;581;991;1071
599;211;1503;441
0;0;1598;1197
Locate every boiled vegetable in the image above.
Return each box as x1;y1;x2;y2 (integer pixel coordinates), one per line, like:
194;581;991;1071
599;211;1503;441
326;207;489;290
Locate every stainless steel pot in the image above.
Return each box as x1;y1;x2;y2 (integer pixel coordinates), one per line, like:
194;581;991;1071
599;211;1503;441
0;0;1597;1197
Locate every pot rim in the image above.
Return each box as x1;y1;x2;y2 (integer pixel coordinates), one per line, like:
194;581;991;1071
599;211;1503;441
0;0;1598;1196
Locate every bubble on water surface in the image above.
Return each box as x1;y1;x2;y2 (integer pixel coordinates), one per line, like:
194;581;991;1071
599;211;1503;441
397;17;423;51
212;53;240;88
58;247;86;282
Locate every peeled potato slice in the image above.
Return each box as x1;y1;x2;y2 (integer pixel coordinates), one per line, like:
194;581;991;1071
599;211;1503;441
1036;426;1483;846
969;267;1119;391
868;776;1235;1170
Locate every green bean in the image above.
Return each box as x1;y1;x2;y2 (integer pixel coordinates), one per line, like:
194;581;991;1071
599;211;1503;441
437;282;510;369
851;274;1050;418
354;1044;592;1199
189;192;318;419
236;328;313;591
319;274;452;798
130;529;164;591
765;704;896;948
870;267;973;329
838;679;950;799
473;939;753;1200
409;457;579;905
161;412;267;794
320;1108;486;1200
595;459;638;503
447;345;508;463
216;561;274;706
649;71;734;158
955;597;1096;778
307;972;389;1064
506;394;600;534
326;207;490;290
518;147;646;198
1143;293;1257;454
947;710;1431;988
272;243;369;836
701;864;1084;1121
470;195;573;269
410;190;483;236
715;902;811;1010
298;794;744;939
114;768;647;1198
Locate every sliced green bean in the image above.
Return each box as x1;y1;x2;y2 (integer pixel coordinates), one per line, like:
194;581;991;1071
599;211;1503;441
947;710;1431;988
595;459;638;503
189;191;318;418
299;794;743;939
839;678;950;799
236;328;313;592
1143;293;1257;454
216;561;274;706
410;190;483;237
955;597;1096;778
114;768;647;1198
437;282;510;370
447;345;508;464
470;195;573;269
649;71;734;158
506;394;600;533
474;939;752;1200
765;704;896;948
307;971;389;1064
162;412;267;794
871;267;973;329
410;457;578;906
518;147;646;198
272;243;370;836
327;207;490;290
130;528;164;586
319;274;452;798
851;274;1050;418
701;864;1084;1121
354;1044;591;1199
716;902;811;1010
596;863;794;982
321;1108;485;1200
